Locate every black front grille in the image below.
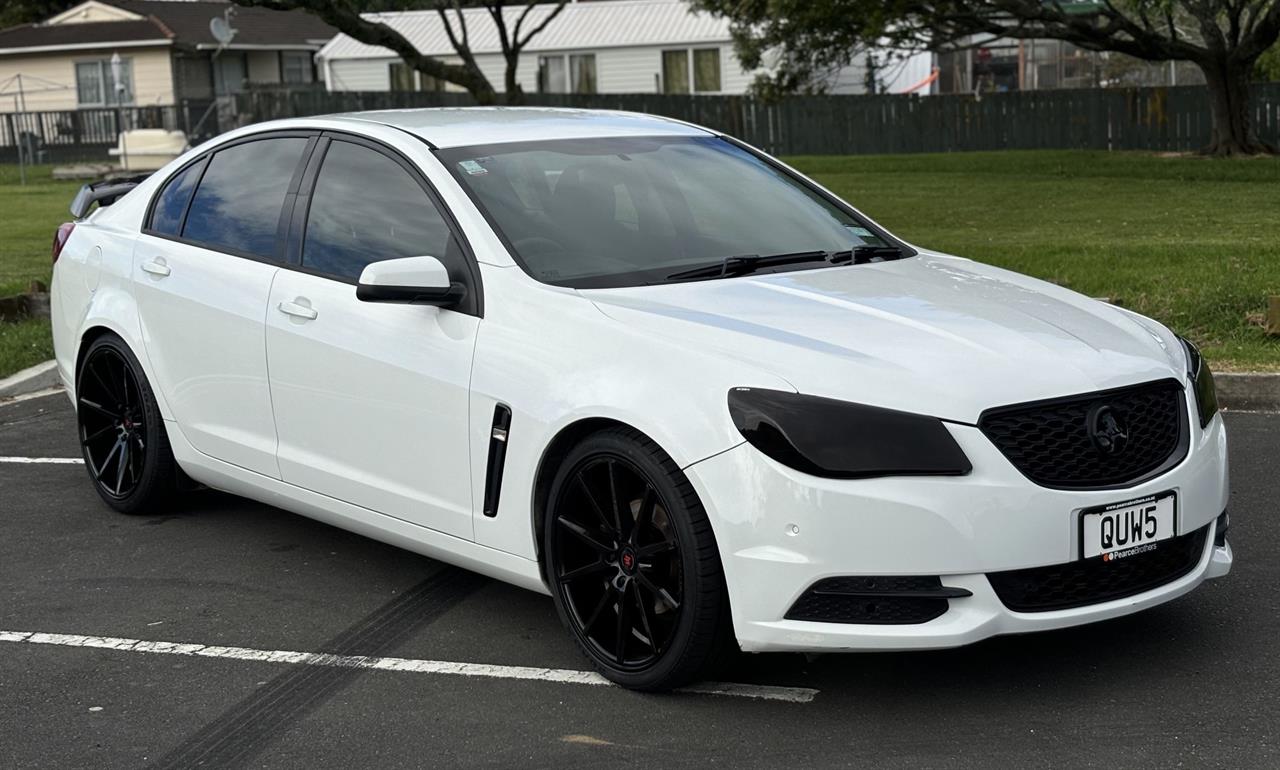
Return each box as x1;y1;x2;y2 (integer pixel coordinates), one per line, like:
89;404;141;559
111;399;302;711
785;576;969;625
987;525;1208;612
979;379;1188;489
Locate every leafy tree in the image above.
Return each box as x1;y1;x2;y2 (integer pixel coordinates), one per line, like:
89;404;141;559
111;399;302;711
1260;41;1280;79
695;0;1280;155
233;1;568;105
0;1;77;29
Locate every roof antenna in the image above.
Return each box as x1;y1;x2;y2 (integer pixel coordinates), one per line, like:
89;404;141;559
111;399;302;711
210;7;237;58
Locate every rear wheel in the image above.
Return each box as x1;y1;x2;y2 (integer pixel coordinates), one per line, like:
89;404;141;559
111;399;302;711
76;333;178;514
544;427;733;691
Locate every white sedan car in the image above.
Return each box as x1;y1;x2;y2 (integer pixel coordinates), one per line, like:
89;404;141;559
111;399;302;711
51;108;1232;691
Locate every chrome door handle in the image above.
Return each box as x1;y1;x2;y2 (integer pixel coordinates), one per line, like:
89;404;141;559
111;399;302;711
140;259;171;277
278;299;318;321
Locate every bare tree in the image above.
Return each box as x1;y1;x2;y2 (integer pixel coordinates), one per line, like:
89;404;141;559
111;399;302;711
696;0;1280;155
234;1;569;105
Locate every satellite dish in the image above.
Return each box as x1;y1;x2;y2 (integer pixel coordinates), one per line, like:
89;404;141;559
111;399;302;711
210;9;237;47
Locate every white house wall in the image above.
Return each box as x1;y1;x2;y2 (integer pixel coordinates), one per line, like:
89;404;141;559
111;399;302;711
324;43;756;95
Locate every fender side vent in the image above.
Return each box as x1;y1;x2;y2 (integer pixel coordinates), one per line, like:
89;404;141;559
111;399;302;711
482;404;512;518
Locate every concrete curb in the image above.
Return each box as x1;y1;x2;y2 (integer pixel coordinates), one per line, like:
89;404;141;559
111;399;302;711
0;360;61;400
1216;373;1280;412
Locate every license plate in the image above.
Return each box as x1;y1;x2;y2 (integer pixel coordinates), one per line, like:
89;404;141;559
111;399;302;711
1080;492;1177;560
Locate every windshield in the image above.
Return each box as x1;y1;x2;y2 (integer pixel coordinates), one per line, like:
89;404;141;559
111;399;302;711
437;136;902;288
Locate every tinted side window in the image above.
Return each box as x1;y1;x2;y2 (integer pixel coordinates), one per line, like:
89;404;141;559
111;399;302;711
303;140;454;281
183;138;308;259
149;157;205;236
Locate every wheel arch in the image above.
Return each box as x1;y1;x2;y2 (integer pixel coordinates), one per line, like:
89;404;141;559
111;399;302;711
72;308;171;421
530;416;631;576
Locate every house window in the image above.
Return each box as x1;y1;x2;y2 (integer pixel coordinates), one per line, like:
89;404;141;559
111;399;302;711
213;53;247;95
570;54;596;94
662;49;722;94
661;49;689;94
281;51;314;84
389;61;415;91
391;62;444;92
538;55;567;93
75;58;134;106
693;48;721;92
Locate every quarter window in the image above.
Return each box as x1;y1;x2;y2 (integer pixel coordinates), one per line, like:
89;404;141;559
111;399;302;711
182;138;308;259
149;157;206;236
302;140;455;281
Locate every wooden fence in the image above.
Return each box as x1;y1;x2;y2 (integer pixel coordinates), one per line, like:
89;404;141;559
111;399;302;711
235;85;1280;156
4;85;1278;162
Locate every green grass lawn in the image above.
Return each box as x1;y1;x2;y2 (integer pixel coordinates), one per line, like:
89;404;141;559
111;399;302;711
0;164;78;380
1;151;1278;379
789;151;1280;371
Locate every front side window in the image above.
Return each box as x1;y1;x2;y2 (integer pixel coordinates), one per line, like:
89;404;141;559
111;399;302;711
302;140;454;281
182;137;308;259
149;157;207;236
75;58;133;106
440;136;893;289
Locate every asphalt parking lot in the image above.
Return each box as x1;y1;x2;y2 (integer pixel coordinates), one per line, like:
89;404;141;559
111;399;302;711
1;392;1277;769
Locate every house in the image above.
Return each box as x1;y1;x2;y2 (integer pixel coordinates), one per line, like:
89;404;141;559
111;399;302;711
316;0;751;96
317;0;937;97
0;0;335;114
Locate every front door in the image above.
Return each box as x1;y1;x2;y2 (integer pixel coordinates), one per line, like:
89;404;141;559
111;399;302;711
265;137;479;539
133;134;313;477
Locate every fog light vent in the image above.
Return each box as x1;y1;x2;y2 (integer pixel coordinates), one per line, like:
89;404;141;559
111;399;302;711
784;575;970;625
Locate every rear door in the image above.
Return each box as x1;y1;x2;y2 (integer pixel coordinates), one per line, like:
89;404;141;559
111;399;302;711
133;132;315;477
265;135;481;539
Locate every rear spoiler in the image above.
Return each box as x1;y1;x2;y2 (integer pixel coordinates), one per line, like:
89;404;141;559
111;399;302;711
69;174;151;219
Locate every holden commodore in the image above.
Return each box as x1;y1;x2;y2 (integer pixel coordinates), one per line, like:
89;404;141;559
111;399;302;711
50;108;1232;691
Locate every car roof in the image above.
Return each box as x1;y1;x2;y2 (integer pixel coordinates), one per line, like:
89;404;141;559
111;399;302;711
326;107;715;149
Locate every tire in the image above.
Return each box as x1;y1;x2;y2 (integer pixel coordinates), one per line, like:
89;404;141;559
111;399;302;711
543;426;734;691
75;333;179;515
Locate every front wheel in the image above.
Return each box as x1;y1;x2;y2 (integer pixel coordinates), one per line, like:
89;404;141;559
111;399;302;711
76;333;179;514
544;427;733;691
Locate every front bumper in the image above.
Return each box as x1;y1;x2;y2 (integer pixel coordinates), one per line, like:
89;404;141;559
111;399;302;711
684;412;1231;653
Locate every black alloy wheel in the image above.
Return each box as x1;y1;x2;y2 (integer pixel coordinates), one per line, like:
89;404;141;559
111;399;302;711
545;427;732;691
76;333;178;514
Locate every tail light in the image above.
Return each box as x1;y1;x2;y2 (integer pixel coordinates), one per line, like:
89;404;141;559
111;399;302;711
52;222;75;263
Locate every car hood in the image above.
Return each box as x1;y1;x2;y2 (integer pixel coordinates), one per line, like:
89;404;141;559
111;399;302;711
582;253;1185;424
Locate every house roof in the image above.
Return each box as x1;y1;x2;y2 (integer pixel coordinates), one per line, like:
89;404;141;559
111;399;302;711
0;19;169;54
0;0;335;55
319;0;730;62
109;2;336;49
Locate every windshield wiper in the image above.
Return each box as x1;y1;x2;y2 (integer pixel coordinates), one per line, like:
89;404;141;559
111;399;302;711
666;250;835;281
667;245;906;281
847;245;904;264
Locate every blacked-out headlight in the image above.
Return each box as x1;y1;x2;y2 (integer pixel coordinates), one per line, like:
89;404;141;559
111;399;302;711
1179;336;1219;429
727;388;972;479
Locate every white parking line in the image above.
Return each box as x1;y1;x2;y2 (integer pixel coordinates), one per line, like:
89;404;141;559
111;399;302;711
0;386;65;406
0;630;818;703
0;457;83;464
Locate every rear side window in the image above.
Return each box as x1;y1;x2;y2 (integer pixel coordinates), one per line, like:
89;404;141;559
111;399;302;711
302;140;455;281
149;157;205;236
182;137;308;259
